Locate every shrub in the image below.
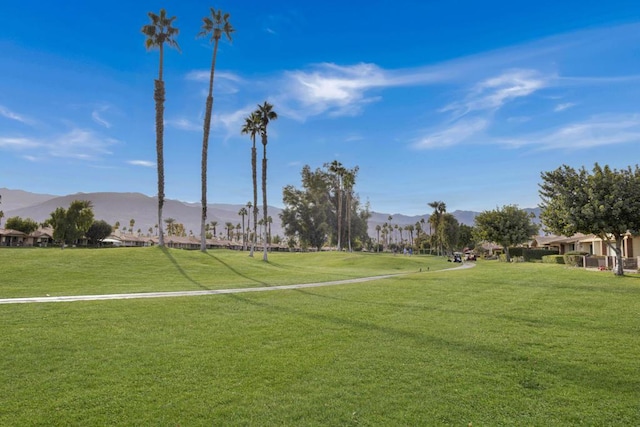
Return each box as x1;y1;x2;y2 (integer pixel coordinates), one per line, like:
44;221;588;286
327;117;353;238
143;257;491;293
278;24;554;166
564;251;588;267
508;248;560;262
542;255;565;264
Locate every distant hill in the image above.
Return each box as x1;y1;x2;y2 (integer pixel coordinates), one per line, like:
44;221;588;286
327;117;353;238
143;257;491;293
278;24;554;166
0;188;57;211
2;191;284;238
1;188;541;238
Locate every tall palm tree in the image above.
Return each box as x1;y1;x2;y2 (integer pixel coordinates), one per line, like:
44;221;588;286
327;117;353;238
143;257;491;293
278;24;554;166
266;216;273;245
375;224;381;253
210;220;218;238
238;207;247;250
241;111;262;257
164;217;176;236
327;160;345;250
256;101;277;262
245;201;253;248
197;8;234;252
343;166;358;252
428;201;447;255
142;9;180;247
129;219;135;235
225;222;234;240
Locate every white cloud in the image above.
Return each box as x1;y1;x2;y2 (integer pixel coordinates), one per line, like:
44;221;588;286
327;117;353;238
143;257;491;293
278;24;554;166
49;128;117;160
0;105;34;125
167;118;202;131
186;70;243;83
413;118;489;149
440;69;550;118
128;160;155;168
91;106;111;128
502;114;640;149
284;63;391;117
0;136;41;149
554;102;576;112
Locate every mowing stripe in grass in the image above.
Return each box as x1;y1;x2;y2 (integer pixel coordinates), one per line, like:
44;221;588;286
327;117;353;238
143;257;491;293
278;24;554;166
0;263;475;304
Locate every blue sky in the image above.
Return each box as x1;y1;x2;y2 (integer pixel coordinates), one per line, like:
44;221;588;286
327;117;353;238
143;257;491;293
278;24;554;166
2;1;640;215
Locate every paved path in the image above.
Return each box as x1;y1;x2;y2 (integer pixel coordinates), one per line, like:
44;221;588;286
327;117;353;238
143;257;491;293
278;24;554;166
0;262;475;305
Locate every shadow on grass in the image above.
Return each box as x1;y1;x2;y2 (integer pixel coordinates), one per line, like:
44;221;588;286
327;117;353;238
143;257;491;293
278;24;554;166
224;291;639;396
204;251;269;287
160;247;211;290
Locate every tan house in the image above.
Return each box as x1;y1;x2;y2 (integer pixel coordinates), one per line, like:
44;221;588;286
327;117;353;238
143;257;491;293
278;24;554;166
535;232;640;270
0;228;27;246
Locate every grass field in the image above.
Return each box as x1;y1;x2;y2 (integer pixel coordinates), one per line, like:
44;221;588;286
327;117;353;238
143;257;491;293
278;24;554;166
1;248;639;425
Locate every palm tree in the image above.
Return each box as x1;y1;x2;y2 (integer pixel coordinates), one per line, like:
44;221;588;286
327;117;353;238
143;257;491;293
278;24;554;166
142;9;180;247
129;219;135;235
327;160;345;250
164;217;176;236
375;224;381;253
428;201;446;255
343;166;358;252
266;215;273;245
241;111;262;257
256;101;278;262
235;223;241;241
406;224;414;247
238;207;247;250
245;201;253;249
225;222;234;240
197;8;234;252
210;220;218;238
0;210;4;228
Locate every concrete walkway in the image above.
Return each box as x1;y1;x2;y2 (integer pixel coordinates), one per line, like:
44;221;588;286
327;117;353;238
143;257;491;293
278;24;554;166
0;262;475;305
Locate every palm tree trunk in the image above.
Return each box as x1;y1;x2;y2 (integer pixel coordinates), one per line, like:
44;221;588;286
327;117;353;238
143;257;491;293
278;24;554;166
347;192;352;252
200;95;212;252
262;140;268;262
154;78;165;247
200;39;220;252
251;145;257;257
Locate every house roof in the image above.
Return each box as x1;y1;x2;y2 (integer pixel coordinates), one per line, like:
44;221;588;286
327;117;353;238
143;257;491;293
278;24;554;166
0;228;27;237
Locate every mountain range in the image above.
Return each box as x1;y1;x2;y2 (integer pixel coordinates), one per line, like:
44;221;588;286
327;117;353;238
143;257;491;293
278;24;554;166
0;188;541;238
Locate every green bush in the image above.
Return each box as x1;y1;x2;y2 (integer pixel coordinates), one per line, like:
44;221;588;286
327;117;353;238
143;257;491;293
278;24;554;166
564;251;588;267
542;255;565;264
508;248;560;261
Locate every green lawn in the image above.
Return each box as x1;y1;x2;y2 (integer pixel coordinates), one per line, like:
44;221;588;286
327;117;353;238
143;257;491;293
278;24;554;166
0;247;451;298
1;249;639;425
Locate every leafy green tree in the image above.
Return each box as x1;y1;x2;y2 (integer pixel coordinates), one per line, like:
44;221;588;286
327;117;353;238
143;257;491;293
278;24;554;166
5;216;39;234
458;223;476;250
539;163;640;275
474;205;538;262
142;8;180;247
281;167;330;250
281;164;369;251
86;220;113;246
440;213;460;254
256;101;278;261
49;200;95;248
198;8;234;252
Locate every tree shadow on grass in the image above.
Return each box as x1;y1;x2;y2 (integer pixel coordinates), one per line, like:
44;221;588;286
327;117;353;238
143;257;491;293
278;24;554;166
160;247;211;290
223;291;639;397
204;252;269;287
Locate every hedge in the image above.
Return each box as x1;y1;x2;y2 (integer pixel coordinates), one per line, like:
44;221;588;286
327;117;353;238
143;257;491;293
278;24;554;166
542;255;565;264
564;251;589;267
508;248;560;262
